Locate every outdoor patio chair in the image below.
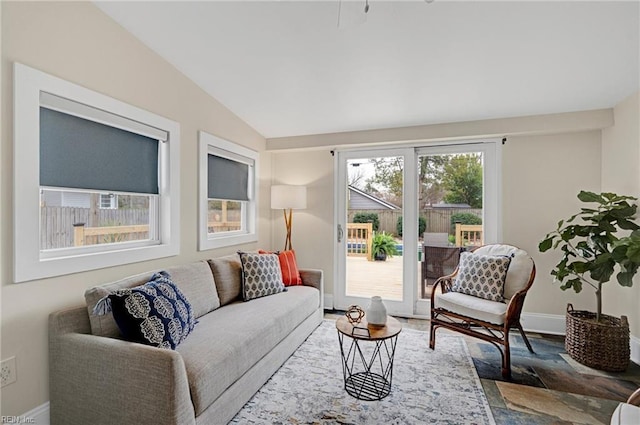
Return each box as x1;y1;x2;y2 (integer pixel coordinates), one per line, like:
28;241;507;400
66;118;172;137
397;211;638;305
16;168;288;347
421;245;462;298
429;244;536;379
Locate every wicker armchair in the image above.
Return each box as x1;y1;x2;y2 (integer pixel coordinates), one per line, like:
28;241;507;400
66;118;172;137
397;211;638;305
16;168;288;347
429;244;536;379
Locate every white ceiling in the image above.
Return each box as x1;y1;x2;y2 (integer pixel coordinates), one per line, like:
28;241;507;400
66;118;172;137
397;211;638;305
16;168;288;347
95;1;639;139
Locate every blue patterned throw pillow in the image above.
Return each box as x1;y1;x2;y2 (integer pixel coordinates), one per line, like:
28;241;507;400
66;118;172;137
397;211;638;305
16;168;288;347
238;252;285;301
97;271;197;349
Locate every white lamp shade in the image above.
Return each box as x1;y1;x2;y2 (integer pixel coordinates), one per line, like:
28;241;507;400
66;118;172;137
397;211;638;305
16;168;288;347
271;185;307;209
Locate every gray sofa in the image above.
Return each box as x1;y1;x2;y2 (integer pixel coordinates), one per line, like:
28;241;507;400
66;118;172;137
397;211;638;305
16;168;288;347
49;254;324;425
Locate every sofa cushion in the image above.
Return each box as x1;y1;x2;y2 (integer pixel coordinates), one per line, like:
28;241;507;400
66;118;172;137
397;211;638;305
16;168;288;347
434;290;507;325
207;255;243;306
86;261;219;337
239;252;285;301
451;252;511;302
176;285;320;416
107;271;197;349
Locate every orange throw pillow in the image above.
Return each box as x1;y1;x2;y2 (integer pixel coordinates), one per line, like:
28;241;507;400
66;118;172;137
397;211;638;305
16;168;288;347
258;249;303;286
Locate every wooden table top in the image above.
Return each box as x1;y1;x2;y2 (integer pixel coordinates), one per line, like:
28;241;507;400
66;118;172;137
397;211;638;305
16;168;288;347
335;315;402;341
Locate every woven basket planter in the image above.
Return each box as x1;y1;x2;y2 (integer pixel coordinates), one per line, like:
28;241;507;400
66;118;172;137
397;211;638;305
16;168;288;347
565;304;630;372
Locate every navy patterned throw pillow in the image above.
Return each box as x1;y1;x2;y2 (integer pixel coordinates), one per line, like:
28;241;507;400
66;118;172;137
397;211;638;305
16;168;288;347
98;271;197;349
238;252;285;301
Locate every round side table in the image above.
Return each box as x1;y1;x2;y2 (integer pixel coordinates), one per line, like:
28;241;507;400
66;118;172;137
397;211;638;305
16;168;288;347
335;315;402;401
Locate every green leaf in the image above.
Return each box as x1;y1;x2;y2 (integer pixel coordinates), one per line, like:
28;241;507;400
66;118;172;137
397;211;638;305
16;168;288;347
617;219;640;230
589;254;615;282
578;191;604;204
569;261;589;274
560;278;582;293
617;272;635;287
539;238;553;252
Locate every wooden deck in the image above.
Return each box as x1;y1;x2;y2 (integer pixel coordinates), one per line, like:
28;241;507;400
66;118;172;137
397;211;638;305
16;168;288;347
346;256;423;301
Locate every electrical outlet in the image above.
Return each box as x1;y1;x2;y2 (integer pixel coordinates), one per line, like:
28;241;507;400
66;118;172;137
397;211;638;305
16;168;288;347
1;357;17;387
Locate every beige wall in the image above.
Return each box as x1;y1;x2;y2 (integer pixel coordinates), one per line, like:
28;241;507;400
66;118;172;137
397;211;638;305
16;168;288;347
269;100;639;343
502;131;602;316
270;131;604;313
601;91;640;337
1;2;270;416
270;151;334;284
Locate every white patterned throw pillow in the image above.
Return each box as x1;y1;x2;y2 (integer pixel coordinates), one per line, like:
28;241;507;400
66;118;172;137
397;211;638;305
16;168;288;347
451;252;512;302
239;252;285;301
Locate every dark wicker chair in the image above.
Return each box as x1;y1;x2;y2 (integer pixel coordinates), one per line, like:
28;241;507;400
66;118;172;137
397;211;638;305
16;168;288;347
429;244;536;379
421;245;463;298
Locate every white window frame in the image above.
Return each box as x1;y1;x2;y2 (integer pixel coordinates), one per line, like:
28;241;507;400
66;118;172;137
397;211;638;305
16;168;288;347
333;139;502;316
99;193;118;210
13;63;180;283
198;131;258;250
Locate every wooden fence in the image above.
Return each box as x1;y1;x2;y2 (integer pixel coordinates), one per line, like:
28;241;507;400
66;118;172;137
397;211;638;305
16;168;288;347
454;224;483;247
41;206;243;249
40;207;149;250
346;223;372;261
348;208;482;236
73;224;150;246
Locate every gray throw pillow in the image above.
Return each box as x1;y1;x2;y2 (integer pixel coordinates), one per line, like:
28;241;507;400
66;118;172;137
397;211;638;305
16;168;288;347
451;252;511;302
238;252;285;301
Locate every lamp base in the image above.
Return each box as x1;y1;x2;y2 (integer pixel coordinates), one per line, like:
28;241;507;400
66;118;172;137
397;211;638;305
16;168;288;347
283;208;293;251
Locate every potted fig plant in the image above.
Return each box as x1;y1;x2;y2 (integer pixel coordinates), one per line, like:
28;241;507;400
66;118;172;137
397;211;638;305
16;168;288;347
539;191;640;371
371;232;398;261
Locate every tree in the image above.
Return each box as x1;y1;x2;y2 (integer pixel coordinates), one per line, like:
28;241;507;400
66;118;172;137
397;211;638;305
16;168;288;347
441;154;483;208
418;155;448;209
368;157;403;204
367;155;449;209
348;166;367;189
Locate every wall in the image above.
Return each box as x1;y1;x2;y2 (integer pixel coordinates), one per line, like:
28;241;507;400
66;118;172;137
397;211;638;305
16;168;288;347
1;2;270;416
502;132;602;317
269;131;603;319
270;151;334;287
601;91;640;340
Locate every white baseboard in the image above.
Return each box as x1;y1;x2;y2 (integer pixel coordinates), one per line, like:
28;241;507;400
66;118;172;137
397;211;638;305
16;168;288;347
324;294;334;310
17;401;49;425
631;335;640;366
521;312;566;335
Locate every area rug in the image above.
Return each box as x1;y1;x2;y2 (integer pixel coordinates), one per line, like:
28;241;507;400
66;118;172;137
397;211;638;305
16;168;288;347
231;319;495;424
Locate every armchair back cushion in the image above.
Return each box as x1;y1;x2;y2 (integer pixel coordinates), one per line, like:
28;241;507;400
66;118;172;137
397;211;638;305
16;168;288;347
85;261;219;337
472;245;534;301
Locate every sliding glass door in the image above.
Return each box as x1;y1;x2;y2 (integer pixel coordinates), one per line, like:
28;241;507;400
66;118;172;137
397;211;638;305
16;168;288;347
335;141;501;316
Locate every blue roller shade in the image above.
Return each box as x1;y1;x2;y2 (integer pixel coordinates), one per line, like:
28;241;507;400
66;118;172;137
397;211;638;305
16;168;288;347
207;154;249;201
40;108;159;194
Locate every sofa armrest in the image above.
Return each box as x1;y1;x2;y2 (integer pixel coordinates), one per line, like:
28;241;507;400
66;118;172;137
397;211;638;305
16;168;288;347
50;318;195;425
299;268;324;310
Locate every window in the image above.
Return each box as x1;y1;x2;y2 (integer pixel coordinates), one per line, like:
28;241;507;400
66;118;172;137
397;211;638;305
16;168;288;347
99;193;118;209
14;63;180;282
198;131;258;250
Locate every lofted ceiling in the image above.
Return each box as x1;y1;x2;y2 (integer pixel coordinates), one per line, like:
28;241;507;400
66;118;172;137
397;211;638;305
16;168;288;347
95;1;639;139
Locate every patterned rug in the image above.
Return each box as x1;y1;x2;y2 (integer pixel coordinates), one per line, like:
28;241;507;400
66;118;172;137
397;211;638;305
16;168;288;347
231;319;495;425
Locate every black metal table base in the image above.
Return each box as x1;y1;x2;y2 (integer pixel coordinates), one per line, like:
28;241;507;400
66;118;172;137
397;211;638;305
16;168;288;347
338;332;398;401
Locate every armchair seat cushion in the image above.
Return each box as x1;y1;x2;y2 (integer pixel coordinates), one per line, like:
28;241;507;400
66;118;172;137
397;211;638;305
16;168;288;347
434;291;507;325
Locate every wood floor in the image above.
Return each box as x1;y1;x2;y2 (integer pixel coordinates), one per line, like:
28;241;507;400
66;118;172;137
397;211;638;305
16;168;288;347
346;256;424;300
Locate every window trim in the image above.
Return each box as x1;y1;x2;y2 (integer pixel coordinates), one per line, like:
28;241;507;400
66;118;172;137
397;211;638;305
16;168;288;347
198;131;258;250
13;63;180;283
